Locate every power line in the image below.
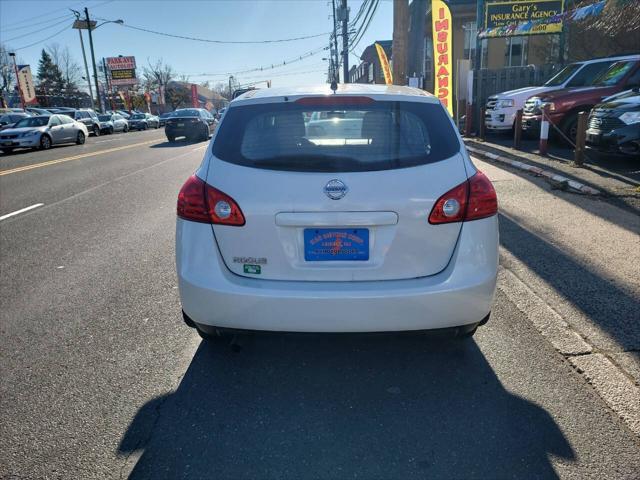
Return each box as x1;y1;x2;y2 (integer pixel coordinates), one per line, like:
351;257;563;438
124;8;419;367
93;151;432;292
3;16;74;43
0;0;112;30
173;46;328;77
96;19;332;44
1;12;73;33
13;24;72;52
350;0;379;52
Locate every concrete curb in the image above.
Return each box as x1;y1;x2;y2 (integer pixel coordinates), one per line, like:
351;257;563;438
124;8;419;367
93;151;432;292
465;141;601;196
497;266;640;438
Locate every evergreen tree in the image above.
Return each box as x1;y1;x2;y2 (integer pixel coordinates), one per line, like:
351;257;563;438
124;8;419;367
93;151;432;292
36;49;65;95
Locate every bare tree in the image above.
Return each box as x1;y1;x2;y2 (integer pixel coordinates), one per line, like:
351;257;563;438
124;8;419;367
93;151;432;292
0;44;15;104
46;43;82;91
178;74;191;83
142;58;174;105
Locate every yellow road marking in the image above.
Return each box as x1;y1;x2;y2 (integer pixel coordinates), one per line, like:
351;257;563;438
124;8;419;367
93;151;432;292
0;139;160;177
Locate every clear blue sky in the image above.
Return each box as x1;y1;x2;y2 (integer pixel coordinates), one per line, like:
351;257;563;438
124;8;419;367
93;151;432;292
0;0;393;89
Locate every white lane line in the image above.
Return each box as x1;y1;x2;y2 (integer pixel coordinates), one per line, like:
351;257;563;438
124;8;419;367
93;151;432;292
0;203;44;221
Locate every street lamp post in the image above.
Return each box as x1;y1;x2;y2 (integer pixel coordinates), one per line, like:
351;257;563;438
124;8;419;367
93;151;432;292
84;8;102;112
72;8;123;112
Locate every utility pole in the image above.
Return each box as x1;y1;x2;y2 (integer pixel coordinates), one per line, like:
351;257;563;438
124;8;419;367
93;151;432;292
392;0;409;85
71;10;95;110
84;7;102;112
102;58;115;111
331;0;340;82
340;0;349;83
8;52;25;109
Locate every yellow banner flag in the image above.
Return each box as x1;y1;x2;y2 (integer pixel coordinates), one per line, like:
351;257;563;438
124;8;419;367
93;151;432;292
375;43;393;85
432;0;453;116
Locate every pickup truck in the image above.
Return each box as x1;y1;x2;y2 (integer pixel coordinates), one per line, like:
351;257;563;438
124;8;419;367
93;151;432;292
484;54;636;132
521;58;640;143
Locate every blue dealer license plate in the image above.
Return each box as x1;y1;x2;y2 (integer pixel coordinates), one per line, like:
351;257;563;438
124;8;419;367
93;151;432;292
304;228;369;261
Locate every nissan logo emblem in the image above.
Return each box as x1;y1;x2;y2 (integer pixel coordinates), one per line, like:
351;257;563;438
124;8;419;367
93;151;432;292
324;179;348;200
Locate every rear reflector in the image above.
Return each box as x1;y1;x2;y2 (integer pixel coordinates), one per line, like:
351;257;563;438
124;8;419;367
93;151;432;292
177;175;245;226
294;96;374;106
428;171;497;224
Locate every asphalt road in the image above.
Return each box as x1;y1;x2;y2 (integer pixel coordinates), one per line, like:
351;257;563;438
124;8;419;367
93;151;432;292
1;132;638;479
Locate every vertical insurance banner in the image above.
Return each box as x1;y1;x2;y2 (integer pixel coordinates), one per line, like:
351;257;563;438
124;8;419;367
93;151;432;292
375;43;393;85
17;65;37;105
431;0;453;116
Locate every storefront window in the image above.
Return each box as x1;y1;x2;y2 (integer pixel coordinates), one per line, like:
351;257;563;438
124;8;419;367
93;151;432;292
505;37;528;67
463;22;477;61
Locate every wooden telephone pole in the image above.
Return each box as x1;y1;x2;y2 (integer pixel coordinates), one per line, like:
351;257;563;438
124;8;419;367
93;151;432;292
392;0;409;85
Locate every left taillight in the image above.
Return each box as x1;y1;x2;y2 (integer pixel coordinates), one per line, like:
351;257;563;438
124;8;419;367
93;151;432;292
177;175;245;226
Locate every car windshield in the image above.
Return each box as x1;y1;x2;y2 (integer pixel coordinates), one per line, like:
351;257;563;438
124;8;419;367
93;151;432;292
13;117;49;128
174;109;200;117
593;61;636;86
131;114;145;119
544;63;581;87
98;115;112;121
213;100;459;173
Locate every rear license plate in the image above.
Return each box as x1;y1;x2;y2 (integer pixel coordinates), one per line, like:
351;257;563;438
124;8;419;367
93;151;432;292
177;123;184;127
304;228;369;261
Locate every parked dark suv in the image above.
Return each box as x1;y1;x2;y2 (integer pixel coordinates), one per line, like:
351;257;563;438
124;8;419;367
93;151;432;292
165;108;217;142
586;89;640;158
69;109;101;136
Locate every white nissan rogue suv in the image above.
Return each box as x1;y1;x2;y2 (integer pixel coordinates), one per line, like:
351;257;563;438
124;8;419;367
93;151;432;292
176;84;498;340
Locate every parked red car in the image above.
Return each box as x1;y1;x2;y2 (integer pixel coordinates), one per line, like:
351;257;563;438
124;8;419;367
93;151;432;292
521;58;640;143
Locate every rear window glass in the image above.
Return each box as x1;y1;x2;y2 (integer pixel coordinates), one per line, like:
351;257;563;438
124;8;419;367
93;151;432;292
174;109;200;117
212;100;460;172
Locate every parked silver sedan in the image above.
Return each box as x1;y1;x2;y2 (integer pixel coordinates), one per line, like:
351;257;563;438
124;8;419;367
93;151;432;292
0;114;89;154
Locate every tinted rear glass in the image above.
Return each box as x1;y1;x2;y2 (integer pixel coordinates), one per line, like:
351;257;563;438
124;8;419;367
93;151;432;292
174;109;200;117
213;100;459;172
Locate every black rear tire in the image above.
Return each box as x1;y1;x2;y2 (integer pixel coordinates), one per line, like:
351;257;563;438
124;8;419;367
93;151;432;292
167;135;176;142
561;114;579;147
123;125;129;133
109;127;114;135
93;125;100;137
76;131;86;145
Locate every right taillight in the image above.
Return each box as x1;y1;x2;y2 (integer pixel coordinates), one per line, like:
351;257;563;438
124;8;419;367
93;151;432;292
428;171;497;224
177;175;245;226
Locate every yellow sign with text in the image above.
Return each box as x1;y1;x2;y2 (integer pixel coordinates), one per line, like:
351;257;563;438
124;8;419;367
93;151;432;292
375;43;393;85
432;0;453;116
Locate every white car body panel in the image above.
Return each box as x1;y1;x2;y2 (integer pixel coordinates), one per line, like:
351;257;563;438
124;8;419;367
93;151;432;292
177;217;498;332
176;84;497;333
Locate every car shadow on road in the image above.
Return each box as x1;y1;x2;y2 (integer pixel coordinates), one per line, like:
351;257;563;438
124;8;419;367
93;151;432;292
119;334;573;479
150;138;209;148
499;213;640;351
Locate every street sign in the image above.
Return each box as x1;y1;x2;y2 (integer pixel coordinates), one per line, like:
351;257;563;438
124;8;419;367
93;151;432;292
72;19;97;30
484;0;565;36
106;56;137;86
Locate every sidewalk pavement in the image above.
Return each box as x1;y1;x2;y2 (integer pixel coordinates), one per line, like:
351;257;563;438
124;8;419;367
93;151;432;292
464;137;640;213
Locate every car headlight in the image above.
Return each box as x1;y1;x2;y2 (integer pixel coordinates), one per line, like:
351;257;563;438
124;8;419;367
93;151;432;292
541;102;556;112
619;111;640;125
20;130;39;137
495;99;515;109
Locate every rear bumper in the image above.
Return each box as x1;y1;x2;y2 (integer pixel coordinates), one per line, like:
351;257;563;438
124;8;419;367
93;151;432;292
176;217;499;333
166;125;199;138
